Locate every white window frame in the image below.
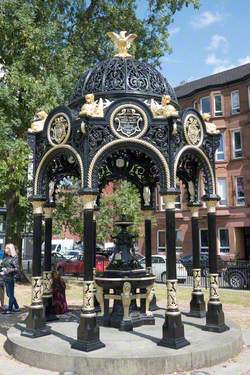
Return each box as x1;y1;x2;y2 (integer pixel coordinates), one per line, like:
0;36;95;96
215;133;225;161
157;230;183;253
213;94;223;117
231;90;240;114
200;96;211;114
157;230;166;253
199;228;208;253
217;177;228;206
218;228;230;253
235;176;245;206
232;130;243;159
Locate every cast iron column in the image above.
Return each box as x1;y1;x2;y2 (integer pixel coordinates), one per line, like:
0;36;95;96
158;192;189;349
188;204;206;317
204;199;229;332
23;197;50;338
71;193;105;352
43;204;58;321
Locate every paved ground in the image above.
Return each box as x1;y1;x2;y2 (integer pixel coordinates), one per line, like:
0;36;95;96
0;283;249;374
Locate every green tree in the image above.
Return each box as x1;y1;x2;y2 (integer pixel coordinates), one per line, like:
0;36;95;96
96;180;143;244
0;0;199;248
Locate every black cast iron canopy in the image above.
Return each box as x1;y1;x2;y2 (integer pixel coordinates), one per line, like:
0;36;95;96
71;57;177;103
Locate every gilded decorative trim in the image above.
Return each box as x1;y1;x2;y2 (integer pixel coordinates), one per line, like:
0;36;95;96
31;276;43;305
34;145;84;194
42;271;52;297
81;280;95;315
192;268;201;291
209;273;220;303
88;138;170;188
121;281;132;320
47;112;71;147
166;279;178;310
205;200;217;213
162;194;178;209
183;113;204;147
43;206;54;218
32;200;45;215
173;145;215;193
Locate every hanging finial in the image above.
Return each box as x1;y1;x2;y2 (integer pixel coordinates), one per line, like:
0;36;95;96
107;31;137;58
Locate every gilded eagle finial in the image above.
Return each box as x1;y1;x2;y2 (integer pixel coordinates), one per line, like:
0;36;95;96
107;31;137;58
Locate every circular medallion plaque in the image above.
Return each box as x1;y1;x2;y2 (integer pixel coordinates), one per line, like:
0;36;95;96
110;104;148;139
47;113;71;146
184;114;203;147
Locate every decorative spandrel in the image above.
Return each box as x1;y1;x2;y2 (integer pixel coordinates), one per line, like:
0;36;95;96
47;113;71;146
110;104;148;138
184;114;203;147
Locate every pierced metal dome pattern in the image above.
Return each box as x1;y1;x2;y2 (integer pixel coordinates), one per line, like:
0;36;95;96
71;57;177;102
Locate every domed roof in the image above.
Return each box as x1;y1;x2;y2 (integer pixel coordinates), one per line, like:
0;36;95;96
71;57;177;103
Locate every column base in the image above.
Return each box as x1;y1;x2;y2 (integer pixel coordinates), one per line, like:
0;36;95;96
189;292;206;318
71;314;105;352
119;318;133;331
22;305;50;338
140;313;155;326
43;296;59;322
158;312;190;349
203;301;229;333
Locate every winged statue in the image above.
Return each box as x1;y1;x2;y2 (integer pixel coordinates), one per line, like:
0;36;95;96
107;31;137;57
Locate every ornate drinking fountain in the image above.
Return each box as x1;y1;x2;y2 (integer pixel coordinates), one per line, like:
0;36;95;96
95;216;155;331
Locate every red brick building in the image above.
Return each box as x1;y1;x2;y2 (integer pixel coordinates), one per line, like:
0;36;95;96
151;63;250;260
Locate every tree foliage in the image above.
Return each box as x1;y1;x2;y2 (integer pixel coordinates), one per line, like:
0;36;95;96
0;0;199;244
96;180;143;244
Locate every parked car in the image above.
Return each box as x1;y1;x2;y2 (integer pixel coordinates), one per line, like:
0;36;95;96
63;249;82;260
139;255;187;283
223;262;250;289
56;254;109;276
179;254;225;276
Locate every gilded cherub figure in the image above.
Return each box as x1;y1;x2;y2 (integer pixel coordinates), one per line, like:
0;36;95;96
28;110;48;133
79;93;103;118
202;113;220;134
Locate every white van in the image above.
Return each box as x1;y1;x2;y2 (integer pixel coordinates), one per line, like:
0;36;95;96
42;239;74;255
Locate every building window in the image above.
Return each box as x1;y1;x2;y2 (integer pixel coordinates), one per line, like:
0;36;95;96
157;230;166;252
176;229;182;252
219;229;230;253
235;176;245;206
200;229;208;253
231;90;240;114
157;230;183;253
232;131;243;158
215;133;225;161
217;178;227;206
200;96;211;114
248;86;250;109
213;94;223;116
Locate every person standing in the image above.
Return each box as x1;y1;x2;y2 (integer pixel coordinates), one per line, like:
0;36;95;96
1;243;20;314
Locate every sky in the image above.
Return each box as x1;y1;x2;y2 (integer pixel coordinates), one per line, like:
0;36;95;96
151;0;250;87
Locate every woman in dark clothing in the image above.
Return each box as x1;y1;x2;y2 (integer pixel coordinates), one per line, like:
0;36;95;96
51;271;68;315
1;243;19;314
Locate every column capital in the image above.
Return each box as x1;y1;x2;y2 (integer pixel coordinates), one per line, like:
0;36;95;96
188;202;202;217
78;190;98;210
31;197;46;214
43;204;55;219
202;194;220;213
142;209;154;219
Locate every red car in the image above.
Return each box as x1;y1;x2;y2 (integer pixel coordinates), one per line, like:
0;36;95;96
56;254;109;276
